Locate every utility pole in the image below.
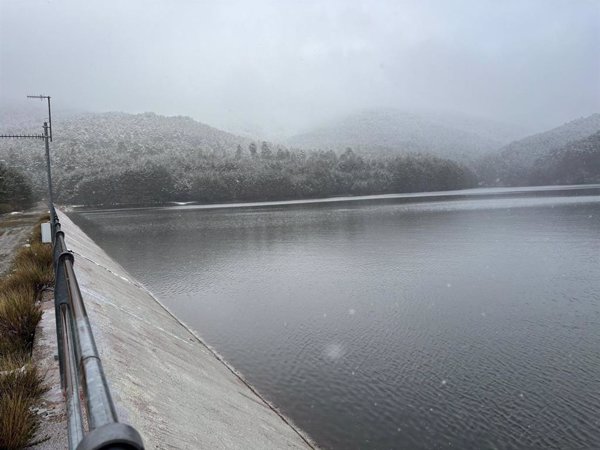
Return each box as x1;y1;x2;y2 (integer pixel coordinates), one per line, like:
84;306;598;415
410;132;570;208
43;121;54;207
0;95;55;213
28;96;55;209
27;94;52;141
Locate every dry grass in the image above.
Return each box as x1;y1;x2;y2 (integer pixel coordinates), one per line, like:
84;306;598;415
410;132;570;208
0;360;46;399
0;392;41;449
13;244;54;290
0;289;42;356
0;352;29;374
0;215;53;448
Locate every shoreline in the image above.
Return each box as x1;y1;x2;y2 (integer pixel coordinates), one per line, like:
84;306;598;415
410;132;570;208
67;183;600;214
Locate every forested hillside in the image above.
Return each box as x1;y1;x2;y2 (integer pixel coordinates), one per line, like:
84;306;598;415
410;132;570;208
69;149;476;205
0;163;33;213
3;109;598;207
529;131;600;185
0;111;476;206
0;111;251;199
478;114;600;185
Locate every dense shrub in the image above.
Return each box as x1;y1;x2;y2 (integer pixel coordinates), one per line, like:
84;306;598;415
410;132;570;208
0;163;34;213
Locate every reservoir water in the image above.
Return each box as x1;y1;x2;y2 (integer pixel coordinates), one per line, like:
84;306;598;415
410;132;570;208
68;186;600;449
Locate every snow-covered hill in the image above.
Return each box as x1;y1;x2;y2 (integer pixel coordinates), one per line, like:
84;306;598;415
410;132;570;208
0;110;253;194
478;113;600;185
530;131;600;185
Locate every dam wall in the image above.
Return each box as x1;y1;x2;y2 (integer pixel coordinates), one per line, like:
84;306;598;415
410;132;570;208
56;209;315;449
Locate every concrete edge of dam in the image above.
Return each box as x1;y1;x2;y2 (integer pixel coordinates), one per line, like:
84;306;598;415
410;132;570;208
55;209;317;449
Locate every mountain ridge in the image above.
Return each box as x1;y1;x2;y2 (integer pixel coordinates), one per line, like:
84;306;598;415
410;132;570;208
287;108;531;161
478;113;600;185
529;130;600;185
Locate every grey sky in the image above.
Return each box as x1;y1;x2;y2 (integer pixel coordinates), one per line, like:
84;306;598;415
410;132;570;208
1;0;599;138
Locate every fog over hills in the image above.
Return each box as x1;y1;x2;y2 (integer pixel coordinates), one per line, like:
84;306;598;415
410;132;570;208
1;106;599;205
479;113;600;185
287;109;530;162
0;108;479;205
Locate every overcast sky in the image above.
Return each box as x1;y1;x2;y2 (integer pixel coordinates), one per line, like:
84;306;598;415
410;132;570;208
1;0;599;137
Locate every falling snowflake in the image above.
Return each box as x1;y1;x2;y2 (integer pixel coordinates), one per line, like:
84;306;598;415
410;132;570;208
323;343;345;361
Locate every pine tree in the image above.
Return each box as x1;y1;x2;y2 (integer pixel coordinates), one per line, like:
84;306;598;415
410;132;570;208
248;142;257;157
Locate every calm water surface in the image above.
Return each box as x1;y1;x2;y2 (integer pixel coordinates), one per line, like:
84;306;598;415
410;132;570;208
69;188;600;450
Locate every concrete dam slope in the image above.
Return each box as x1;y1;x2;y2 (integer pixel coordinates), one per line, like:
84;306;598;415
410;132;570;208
56;210;315;449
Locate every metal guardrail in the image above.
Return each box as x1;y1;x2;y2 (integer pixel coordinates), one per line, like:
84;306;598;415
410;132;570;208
50;207;145;450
